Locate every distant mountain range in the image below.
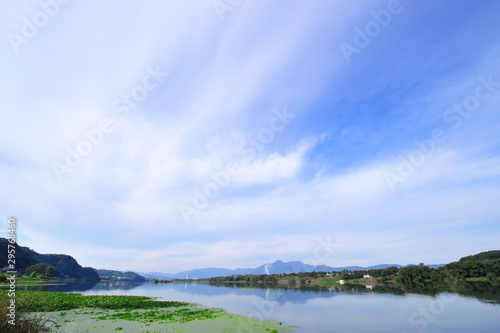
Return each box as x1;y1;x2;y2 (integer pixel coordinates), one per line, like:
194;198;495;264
0;237;446;282
138;260;445;280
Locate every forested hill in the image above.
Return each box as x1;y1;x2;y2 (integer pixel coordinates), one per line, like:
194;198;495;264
459;250;500;262
0;237;99;281
96;269;145;282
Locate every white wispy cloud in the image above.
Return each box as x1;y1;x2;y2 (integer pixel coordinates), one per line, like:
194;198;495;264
1;0;499;272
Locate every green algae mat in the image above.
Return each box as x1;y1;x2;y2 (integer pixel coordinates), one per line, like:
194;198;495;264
0;290;296;332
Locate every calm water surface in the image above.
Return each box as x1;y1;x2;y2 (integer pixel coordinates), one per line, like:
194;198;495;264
71;281;500;332
7;281;500;332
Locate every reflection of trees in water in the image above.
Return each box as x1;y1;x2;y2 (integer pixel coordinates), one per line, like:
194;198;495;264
208;278;500;304
210;279;404;294
10;280;145;292
11;279;100;292
454;281;500;305
397;280;500;304
397;281;448;296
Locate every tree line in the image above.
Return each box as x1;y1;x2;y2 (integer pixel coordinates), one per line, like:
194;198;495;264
0;263;56;283
208;250;500;289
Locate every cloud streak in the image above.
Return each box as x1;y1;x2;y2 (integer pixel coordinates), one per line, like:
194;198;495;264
1;0;499;272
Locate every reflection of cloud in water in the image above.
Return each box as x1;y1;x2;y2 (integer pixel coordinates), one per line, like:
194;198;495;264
160;282;385;306
90;281;145;291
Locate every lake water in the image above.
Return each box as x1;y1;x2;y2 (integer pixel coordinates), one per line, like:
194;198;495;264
7;281;500;332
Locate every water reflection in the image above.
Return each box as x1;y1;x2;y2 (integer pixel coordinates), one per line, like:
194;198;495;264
90;280;145;291
3;278;498;305
207;280;500;305
0;279;100;292
79;280;500;333
0;280;145;292
2;279;498;332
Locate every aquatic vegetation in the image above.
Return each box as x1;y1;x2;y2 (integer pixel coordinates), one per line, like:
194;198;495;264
0;290;192;312
0;290;293;332
90;307;225;324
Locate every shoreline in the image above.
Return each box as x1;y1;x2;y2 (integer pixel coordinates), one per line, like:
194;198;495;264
0;290;296;333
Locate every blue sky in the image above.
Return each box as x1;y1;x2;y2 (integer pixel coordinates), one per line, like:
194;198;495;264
1;0;499;272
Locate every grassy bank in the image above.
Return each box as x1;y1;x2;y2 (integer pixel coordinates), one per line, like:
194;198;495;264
0;275;63;286
0;290;295;332
0;279;60;286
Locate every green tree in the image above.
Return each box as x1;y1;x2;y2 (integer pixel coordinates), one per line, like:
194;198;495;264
339;269;350;280
397;265;433;285
45;266;56;278
25;263;47;276
382;266;399;276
